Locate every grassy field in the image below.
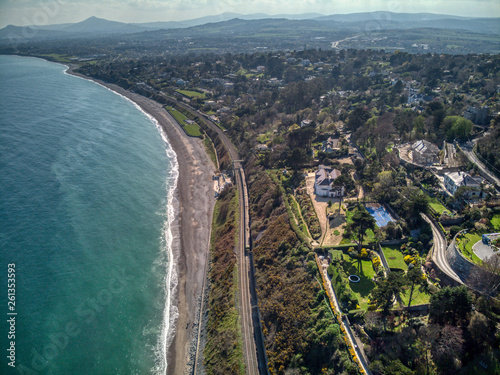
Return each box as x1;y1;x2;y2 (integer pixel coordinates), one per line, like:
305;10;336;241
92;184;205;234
457;232;483;265
428;197;451;215
40;53;75;63
203;137;217;168
331;250;376;310
176;89;206;99
166;106;202;137
401;287;431;306
345;208;376;244
491;214;500;230
381;246;407;270
184;123;202;137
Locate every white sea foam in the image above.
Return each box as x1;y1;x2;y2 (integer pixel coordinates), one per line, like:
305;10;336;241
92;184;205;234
63;64;181;373
151;114;180;375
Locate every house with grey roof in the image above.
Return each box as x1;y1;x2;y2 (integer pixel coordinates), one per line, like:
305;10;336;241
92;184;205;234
444;171;482;198
322;137;340;154
411;140;440;165
314;165;344;198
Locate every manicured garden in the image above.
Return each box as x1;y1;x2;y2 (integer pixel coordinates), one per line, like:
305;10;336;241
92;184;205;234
166;106;202;137
401;287;431;306
457;232;484;265
381;246;407;270
343;207;376;244
428;196;451;216
329;250;378;310
491;213;500;230
175;89;206;99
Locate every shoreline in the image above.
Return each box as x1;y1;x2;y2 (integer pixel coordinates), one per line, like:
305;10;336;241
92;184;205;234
65;65;216;374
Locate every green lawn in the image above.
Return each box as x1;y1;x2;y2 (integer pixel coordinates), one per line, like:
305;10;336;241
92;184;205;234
184;123;202;137
457;233;483;265
491;214;500;231
428;197;451;215
381;246;407;270
257;133;270;144
330;250;376;310
176;89;206;99
345;208;376;244
401;287;431;306
166;106;202;137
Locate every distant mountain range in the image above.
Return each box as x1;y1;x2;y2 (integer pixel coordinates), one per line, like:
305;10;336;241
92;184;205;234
1;12;498;42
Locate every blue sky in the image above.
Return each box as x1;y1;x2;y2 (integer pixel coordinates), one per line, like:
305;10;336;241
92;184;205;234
0;0;499;28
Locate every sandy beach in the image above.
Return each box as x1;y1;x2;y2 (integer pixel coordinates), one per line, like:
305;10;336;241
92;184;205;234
68;69;215;374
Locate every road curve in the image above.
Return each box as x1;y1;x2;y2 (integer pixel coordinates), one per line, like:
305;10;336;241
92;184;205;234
422;214;462;284
459;145;500;188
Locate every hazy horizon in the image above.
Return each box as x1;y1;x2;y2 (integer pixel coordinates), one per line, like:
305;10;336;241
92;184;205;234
0;0;499;29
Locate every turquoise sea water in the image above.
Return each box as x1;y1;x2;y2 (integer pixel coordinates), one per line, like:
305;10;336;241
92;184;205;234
0;55;178;374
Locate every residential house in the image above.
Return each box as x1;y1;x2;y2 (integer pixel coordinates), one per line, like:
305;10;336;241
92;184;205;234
444;171;482;198
322;137;340;153
314;165;345;198
464;106;489;125
411;140;440;165
300;119;312;127
407;88;434;105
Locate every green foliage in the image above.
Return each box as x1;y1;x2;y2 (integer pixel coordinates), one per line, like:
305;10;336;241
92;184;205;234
176;89;206;99
203;136;218;168
476;121;500;177
204;187;245;374
268;172;310;245
345;203;376;249
329;251;376;310
370;272;405;317
429;285;473;325
295;188;321;239
441;116;473;141
381;246;407;269
166;106;203;137
249;170;350;374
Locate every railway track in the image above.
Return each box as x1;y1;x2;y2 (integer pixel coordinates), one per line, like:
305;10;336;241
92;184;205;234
166;96;265;374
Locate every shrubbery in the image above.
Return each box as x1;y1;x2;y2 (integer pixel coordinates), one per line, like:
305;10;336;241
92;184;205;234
295;188;322;239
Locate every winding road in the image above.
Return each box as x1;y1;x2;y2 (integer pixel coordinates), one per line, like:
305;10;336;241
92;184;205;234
422;214;462;284
457;142;500;189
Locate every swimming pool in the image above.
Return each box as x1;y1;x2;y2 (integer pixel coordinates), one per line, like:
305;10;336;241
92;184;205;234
364;203;395;227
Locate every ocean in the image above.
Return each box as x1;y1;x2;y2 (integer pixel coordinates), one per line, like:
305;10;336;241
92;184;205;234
0;55;178;374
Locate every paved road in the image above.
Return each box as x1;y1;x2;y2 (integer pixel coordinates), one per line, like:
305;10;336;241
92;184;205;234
422;214;462;284
165;96;265;374
457;142;500;188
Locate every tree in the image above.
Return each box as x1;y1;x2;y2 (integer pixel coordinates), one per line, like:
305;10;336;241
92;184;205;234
400;187;429;224
429;285;473;325
431;325;465;374
345;203;376;250
370;272;405;329
405;265;428;308
468;253;500;298
346;106;370;132
417;324;439;375
440;116;473;141
288;148;307;169
467;313;491;351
